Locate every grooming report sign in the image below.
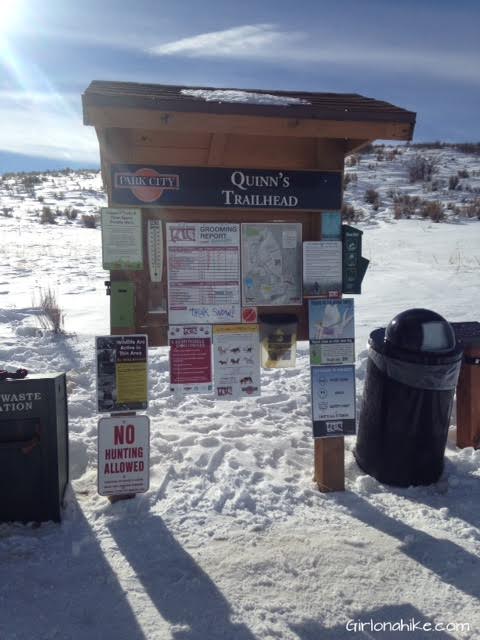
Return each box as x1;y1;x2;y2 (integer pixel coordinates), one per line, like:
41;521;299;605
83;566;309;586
166;222;241;324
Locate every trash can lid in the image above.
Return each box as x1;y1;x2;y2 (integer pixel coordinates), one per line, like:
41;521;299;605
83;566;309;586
385;308;456;353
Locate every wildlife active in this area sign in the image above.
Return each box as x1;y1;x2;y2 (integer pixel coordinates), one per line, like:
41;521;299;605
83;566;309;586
96;335;148;413
111;164;342;210
98;415;150;496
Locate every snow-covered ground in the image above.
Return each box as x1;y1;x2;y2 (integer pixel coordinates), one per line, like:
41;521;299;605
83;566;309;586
0;146;480;639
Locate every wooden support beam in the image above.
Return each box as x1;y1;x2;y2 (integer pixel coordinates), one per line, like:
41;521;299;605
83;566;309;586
456;346;480;449
316;139;345;171
86;106;414;141
314;437;345;492
344;139;372;155
207;133;228;166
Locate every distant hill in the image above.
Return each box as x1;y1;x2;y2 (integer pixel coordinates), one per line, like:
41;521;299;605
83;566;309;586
0;150;99;175
1;144;479;224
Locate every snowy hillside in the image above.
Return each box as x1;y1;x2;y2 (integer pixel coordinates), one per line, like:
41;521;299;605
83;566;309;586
0;145;480;640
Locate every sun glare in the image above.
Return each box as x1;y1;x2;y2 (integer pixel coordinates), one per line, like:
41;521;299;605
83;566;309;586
0;0;23;34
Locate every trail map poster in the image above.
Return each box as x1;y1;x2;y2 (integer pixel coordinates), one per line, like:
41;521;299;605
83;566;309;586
101;208;143;270
166;222;241;324
213;325;261;400
311;365;356;438
96;335;148;413
169;325;213;395
309;299;355;365
241;223;302;306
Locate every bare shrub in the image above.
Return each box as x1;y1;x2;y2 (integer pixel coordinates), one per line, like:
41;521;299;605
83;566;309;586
393;203;403;219
341;203;362;223
343;173;357;190
407;155;439;182
420;200;445;222
35;288;65;334
463;198;480;219
40;205;56;224
455;143;480;155
21;174;42;189
64;206;79;221
81;213;98;228
458;169;470;178
448;175;460;190
386;149;400;160
392;194;420;218
365;188;380;210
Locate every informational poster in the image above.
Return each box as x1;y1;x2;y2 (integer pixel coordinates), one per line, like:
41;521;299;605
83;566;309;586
311;365;356;438
213;325;261;399
309;299;355;365
321;211;342;239
96;335;148;413
169;325;213;395
101;208;143;270
303;241;342;298
98;415;150;496
342;225;369;294
261;316;297;368
166;222;241;324
241;223;302;306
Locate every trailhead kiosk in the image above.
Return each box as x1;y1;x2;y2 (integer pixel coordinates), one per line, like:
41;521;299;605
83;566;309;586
83;81;416;491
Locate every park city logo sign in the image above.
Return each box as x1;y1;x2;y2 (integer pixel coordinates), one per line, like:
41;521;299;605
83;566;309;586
113;167;180;203
111;163;342;210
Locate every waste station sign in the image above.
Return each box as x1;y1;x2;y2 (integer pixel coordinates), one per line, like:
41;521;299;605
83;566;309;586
98;415;150;496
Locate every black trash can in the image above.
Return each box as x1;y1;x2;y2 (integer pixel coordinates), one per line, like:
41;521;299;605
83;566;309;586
354;309;463;487
0;373;69;523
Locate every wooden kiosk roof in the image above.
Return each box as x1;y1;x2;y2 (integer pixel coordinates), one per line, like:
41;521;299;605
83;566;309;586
83;81;416;144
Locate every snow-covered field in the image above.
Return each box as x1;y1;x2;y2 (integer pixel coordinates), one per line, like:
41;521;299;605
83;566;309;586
1;146;480;639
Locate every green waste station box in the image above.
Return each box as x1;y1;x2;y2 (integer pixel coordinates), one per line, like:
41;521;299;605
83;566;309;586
110;281;135;329
0;373;69;523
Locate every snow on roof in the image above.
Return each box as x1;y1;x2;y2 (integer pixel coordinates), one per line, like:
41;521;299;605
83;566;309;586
180;88;311;106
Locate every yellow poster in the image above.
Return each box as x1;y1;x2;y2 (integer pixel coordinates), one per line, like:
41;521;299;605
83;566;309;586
116;362;148;404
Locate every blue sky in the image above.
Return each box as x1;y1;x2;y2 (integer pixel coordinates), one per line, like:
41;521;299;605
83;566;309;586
1;0;479;171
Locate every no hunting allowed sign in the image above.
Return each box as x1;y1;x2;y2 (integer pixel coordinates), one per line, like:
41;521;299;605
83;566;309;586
98;415;150;496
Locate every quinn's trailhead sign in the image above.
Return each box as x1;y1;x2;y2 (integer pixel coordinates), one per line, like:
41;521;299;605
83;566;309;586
111;164;342;210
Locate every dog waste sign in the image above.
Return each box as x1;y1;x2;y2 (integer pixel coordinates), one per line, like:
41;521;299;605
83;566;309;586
98;415;150;496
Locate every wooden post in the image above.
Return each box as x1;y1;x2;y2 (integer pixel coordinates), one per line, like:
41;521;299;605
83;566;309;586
314;437;345;492
456;345;480;449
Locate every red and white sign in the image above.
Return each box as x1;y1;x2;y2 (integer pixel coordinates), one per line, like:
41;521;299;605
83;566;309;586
242;307;258;323
98;415;150;496
168;325;213;395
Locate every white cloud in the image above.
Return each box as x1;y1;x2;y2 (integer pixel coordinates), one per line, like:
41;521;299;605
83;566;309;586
0;93;99;163
150;24;480;85
150;24;303;59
